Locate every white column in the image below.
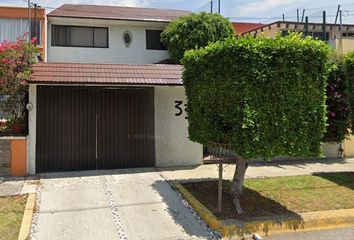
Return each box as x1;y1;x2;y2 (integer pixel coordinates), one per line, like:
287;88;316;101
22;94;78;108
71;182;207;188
27;84;37;175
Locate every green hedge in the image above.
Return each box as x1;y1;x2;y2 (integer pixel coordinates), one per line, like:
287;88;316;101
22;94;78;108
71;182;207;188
182;33;330;160
346;52;354;132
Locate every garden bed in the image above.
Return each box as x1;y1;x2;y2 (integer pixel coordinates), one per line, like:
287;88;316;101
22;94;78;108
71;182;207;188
0;195;27;240
182;172;354;220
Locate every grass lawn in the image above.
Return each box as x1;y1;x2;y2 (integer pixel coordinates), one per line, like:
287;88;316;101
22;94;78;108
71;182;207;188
183;172;354;220
0;195;27;240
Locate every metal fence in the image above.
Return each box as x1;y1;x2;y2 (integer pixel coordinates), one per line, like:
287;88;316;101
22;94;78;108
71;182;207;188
0;93;28;135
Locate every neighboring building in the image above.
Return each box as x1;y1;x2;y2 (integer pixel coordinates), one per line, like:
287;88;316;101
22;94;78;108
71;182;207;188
240;20;354;54
232;22;265;35
26;4;201;174
0;6;46;58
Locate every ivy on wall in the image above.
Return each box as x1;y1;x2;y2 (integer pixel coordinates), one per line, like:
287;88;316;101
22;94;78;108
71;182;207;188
323;56;350;143
182;33;331;160
346;52;354;133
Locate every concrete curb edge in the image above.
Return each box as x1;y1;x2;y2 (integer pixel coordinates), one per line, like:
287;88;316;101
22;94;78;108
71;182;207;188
173;181;354;238
18;193;36;240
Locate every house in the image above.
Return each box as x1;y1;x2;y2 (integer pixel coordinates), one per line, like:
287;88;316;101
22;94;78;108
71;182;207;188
240;20;354;54
25;4;202;174
0;6;46;58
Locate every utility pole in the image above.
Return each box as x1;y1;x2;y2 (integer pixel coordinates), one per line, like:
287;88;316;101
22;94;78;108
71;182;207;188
301;9;305;22
282;13;285;21
218;0;220;14
305;16;309;37
297;9;299;22
210;0;213;13
339;9;343;55
335;5;341;24
323;11;327;41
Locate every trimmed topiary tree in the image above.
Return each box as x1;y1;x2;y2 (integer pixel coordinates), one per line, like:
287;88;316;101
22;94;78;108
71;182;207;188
323;56;350;143
182;33;331;214
161;12;234;63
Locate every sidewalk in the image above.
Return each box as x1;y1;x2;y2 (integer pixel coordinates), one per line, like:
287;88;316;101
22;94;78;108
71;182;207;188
158;158;354;181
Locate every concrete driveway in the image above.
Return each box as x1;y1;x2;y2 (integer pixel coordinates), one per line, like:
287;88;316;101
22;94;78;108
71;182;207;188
31;169;211;240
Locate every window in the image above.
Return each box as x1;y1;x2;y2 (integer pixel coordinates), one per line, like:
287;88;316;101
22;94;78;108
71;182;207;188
51;25;108;48
146;30;166;50
31;20;41;45
122;31;133;47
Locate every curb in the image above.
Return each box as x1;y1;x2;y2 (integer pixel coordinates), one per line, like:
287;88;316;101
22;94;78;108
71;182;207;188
174;182;354;238
18;193;36;240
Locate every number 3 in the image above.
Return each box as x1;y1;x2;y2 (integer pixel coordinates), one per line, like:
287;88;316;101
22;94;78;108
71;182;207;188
175;100;183;116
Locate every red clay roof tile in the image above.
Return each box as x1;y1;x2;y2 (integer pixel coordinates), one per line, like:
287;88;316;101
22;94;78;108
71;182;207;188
232;22;265;35
30;62;183;85
48;4;191;22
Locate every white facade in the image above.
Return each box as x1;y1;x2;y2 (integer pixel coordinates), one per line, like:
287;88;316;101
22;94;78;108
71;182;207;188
155;86;202;167
47;17;170;64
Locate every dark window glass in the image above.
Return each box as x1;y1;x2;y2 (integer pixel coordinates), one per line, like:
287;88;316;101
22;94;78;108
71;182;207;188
51;25;108;48
30;20;41;45
146;30;166;50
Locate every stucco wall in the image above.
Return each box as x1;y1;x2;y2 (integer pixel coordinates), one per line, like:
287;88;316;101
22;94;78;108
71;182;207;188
329;38;354;54
154;86;203;167
47;17;170;64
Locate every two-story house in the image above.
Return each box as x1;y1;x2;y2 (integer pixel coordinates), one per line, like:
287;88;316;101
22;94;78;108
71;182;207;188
26;4;202;174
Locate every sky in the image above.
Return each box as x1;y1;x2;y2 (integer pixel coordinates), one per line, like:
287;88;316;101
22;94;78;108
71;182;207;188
1;0;354;23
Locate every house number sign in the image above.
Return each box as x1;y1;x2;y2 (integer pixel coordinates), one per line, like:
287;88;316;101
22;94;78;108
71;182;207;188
174;100;187;119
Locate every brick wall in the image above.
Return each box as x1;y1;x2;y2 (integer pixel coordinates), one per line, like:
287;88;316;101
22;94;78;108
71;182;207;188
0;139;11;176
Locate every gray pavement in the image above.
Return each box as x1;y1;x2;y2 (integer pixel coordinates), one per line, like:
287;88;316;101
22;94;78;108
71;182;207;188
0;158;352;239
33;169;210;240
264;226;354;240
159;158;354;181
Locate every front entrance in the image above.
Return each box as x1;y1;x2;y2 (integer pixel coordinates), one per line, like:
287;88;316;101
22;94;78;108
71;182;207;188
36;86;155;173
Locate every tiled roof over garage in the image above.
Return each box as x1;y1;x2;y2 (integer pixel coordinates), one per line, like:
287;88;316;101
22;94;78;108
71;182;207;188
30;62;183;85
48;4;191;22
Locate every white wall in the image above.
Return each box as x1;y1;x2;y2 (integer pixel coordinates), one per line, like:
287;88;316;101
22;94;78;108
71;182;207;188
154;86;203;167
47;17;170;64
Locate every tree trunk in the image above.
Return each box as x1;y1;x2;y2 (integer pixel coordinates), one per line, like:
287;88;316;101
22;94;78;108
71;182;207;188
230;155;248;214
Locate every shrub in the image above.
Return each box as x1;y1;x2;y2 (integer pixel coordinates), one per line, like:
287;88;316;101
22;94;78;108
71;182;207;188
161;12;234;63
0;34;38;134
182;33;330;160
323;56;350;143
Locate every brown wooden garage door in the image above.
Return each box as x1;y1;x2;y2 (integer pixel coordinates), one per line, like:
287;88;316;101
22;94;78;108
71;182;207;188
36;86;155;173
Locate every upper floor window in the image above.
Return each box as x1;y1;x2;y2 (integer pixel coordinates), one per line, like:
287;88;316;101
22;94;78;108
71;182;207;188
0;19;41;45
51;25;108;48
146;30;166;50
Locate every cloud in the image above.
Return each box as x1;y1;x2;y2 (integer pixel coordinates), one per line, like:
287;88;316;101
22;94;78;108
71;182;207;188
232;0;298;17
